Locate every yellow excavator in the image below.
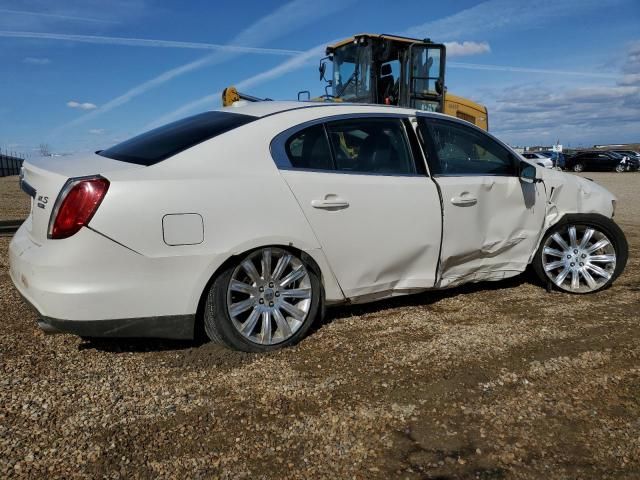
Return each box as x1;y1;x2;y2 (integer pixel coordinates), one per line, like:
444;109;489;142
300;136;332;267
222;33;488;131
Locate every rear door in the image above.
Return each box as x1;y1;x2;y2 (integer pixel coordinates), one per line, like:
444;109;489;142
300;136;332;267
416;115;546;287
273;115;442;300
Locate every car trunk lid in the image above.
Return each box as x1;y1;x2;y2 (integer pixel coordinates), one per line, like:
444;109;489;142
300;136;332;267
20;153;143;243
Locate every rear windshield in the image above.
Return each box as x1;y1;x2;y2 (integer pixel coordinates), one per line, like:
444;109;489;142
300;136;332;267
98;111;257;166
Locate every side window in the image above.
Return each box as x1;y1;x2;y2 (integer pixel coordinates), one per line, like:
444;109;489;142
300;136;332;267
284;124;332;170
418;118;516;176
325;118;416;175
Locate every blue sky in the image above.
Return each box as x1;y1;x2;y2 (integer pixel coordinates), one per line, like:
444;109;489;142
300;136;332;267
0;0;638;155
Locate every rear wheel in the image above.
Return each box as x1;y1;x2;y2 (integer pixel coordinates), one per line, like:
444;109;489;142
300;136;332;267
572;163;584;173
615;163;625;173
533;215;628;294
203;247;321;352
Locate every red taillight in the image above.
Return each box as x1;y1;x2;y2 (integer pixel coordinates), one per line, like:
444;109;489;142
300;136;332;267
48;176;110;239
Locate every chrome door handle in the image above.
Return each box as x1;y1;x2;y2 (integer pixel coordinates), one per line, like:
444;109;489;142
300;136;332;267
451;196;477;206
311;197;349;209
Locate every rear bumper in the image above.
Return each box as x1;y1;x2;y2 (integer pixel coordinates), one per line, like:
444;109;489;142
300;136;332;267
37;315;194;339
14;285;193;338
9;223;201;339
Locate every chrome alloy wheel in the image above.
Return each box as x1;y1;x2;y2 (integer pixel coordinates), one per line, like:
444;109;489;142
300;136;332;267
541;225;616;293
226;248;312;345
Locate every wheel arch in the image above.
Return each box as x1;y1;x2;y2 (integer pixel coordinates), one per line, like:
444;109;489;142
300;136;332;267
192;243;339;340
530;212;615;263
529;212;628;292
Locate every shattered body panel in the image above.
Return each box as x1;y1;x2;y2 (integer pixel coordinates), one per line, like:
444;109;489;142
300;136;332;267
434;167;616;288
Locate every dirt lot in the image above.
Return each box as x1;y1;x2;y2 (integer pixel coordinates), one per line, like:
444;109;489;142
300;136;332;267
1;173;638;479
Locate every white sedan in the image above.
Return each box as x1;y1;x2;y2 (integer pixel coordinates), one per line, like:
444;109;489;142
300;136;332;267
521;152;554;169
9;102;628;351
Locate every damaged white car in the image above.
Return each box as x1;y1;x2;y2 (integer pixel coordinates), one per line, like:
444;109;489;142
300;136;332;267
9;102;628;352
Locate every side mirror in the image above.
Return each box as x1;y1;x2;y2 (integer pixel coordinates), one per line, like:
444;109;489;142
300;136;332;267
520;162;539;184
319;59;328;81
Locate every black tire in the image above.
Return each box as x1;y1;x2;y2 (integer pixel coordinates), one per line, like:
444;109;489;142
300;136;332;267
532;214;628;294
203;248;322;352
572;163;584;173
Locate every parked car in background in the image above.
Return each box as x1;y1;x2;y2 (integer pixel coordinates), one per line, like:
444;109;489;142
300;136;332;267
536;151;566;169
607;151;640;171
9;102;629;351
611;150;640;161
521;152;553;168
565;150;638;172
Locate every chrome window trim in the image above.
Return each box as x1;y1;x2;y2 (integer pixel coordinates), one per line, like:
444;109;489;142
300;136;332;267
270;112;429;178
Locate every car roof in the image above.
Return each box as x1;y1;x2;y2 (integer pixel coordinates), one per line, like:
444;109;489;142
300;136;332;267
215;100;430;119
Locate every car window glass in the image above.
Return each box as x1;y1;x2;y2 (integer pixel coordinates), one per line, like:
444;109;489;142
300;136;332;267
325;118;415;175
99;112;256;166
285;124;332;170
419;118;515;175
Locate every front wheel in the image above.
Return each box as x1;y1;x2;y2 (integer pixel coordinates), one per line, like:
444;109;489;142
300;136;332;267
533;215;628;294
203;247;321;352
572;163;584;172
615;163;625;173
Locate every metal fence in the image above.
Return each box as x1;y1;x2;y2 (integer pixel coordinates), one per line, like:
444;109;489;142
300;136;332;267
0;154;24;177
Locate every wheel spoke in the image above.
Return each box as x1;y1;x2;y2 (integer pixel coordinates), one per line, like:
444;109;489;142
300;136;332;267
273;308;292;338
586;263;611;279
554;267;570;286
588;254;615;263
582;268;597;289
260;311;272;344
240;308;260;335
241;260;261;283
280;300;306;321
552;233;570;250
543;247;564;257
568;226;578;248
579;228;594;249
280;288;311;299
229;298;256;317
261;248;272;280
271;254;291;281
279;265;306;288
587;238;610;253
229;279;255;295
544;260;565;272
571;269;580;290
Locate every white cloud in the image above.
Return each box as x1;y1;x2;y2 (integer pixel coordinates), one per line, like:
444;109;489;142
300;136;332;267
444;41;490;57
619;73;640;86
67;101;97;110
0;31;301;56
486;45;640;145
403;0;622;40
0;2;146;30
0;8;117;24
144;43;328;129
49;0;354;136
448;62;618;79
22;56;51;65
88;129;105;134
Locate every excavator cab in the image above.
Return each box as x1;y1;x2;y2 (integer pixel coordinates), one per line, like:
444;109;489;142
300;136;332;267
222;33;488;131
322;34;446;112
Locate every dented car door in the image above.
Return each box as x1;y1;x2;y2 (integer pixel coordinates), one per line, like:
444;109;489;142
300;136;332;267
416;116;546;287
275;116;443;300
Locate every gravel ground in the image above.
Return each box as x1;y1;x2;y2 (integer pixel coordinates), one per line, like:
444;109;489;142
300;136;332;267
0;177;28;220
1;172;639;479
